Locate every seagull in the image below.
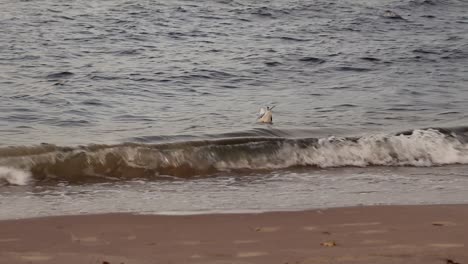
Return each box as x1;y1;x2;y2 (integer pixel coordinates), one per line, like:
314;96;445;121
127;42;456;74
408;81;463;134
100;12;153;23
257;106;275;123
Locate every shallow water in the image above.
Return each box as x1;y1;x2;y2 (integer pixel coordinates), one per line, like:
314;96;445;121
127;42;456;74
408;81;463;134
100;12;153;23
2;165;468;220
1;0;468;219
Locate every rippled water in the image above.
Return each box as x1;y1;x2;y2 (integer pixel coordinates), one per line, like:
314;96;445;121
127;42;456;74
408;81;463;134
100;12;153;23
1;0;468;218
1;0;467;145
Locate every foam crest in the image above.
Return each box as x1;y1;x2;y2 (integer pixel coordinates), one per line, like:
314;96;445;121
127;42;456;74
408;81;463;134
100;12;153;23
0;166;32;185
280;129;468;168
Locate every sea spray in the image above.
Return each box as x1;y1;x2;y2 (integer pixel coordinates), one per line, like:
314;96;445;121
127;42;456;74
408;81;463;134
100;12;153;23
0;166;32;185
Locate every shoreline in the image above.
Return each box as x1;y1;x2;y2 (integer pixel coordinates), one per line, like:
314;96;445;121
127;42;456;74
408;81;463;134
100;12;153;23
3;202;468;221
1;204;467;264
4;201;468;221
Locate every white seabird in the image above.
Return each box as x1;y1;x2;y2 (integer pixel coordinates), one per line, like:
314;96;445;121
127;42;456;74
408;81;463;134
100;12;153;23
257;106;274;123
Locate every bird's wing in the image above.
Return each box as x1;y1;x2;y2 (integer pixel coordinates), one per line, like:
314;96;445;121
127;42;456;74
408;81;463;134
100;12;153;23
258;107;266;118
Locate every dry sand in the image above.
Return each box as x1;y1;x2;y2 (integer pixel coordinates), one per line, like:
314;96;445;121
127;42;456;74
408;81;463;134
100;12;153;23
0;204;467;264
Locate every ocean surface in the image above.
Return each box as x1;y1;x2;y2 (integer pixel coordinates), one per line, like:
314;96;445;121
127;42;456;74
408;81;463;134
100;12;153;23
1;0;468;219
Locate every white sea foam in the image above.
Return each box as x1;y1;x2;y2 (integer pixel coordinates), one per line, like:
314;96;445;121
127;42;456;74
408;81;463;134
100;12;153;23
216;129;468;170
0;166;32;185
287;129;468;168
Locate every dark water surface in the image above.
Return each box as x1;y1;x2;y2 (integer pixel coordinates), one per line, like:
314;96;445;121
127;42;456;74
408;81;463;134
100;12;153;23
1;0;468;218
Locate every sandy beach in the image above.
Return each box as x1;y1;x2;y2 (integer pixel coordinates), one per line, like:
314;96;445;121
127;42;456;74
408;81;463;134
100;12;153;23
0;204;466;264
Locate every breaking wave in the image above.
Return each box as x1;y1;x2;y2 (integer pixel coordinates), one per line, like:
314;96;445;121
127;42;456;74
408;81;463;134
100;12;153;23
1;128;468;184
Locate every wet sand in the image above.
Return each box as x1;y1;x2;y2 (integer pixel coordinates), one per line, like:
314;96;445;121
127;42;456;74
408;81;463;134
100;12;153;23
0;204;467;264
